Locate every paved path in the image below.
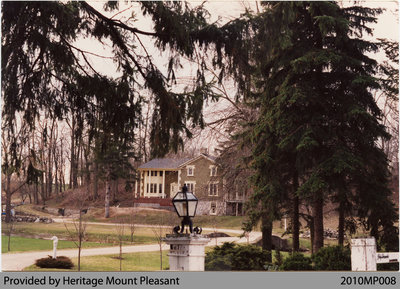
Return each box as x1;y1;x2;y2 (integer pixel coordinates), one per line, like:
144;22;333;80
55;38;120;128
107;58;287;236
2;220;261;271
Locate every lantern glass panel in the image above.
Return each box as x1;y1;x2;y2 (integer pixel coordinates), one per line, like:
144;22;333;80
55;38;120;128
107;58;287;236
172;191;198;217
186;192;197;216
188;201;197;216
173;201;184;217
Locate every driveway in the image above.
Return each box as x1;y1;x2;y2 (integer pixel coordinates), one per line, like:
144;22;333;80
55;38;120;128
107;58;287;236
2;221;261;271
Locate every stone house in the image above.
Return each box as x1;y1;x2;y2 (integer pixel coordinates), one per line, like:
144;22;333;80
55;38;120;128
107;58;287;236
135;152;245;215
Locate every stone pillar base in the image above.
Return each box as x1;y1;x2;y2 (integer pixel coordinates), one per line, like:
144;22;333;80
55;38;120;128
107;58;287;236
163;234;210;271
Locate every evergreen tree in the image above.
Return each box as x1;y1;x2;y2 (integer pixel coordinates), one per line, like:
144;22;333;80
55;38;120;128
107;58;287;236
215;2;397;252
1;1;220;219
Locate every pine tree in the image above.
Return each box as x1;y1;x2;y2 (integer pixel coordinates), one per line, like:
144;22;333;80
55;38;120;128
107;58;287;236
215;1;397;252
1;1;220;219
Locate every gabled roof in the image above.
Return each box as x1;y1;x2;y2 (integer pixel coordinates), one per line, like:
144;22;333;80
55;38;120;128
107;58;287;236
138;158;190;170
177;153;216;168
138;153;217;171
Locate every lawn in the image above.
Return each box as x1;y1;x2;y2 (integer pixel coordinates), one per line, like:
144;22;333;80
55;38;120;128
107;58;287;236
2;222;163;245
86;208;248;230
2;236;114;253
24;251;170;271
23;248;290;271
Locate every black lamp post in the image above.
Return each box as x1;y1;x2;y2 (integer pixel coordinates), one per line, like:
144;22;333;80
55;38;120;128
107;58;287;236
172;184;201;234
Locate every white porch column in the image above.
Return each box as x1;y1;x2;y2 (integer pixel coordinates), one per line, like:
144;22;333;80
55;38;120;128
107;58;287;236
162;170;166;198
148;170;152;198
144;171;148;197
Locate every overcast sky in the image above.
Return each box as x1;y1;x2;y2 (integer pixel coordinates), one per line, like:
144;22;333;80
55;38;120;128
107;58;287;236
78;0;399;153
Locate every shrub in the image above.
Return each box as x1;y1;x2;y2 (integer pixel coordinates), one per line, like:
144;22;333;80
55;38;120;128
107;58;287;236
205;242;235;271
274;250;283;266
205;242;271;271
35;256;74;269
377;263;399;271
312;246;351;271
280;253;313;271
230;244;271;270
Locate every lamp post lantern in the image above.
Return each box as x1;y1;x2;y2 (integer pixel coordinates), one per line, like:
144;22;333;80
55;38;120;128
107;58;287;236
172;184;201;234
165;184;209;271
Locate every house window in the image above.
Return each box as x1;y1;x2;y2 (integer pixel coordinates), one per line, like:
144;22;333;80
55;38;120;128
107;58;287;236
149;183;159;193
159;184;163;194
210;202;217;215
160;171;163;177
151;171;157;177
147;183;149;193
210;166;217;176
209;182;218;196
187;166;195;176
185;182;196;194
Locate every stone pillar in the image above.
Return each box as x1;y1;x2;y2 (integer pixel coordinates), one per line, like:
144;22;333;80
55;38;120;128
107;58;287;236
351;238;377;271
163;234;210;271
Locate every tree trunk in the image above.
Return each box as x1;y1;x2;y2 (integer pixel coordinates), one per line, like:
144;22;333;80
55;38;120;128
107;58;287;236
292;170;300;252
313;192;324;253
120;242;122;271
5;173;12;223
93;160;99;200
105;177;111;218
34;184;39;205
78;243;81;271
261;213;273;262
309;215;315;255
292;195;299;252
40;172;46;205
70;115;75;189
160;244;163;271
338;199;345;246
7;222;13;251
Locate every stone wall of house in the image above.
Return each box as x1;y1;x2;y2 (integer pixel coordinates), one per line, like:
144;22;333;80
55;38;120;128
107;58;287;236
197;200;225;216
165;171;178;198
179;156;224;204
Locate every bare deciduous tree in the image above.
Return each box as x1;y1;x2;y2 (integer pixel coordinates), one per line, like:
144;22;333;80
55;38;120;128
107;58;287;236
115;216;126;271
151;212;175;271
63;190;89;271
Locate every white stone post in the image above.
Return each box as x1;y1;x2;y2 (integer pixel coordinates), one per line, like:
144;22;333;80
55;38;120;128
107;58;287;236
51;236;59;259
351;238;377;271
163;234;210;271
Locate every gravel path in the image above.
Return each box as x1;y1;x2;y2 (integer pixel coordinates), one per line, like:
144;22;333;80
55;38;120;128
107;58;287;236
2;220;261;271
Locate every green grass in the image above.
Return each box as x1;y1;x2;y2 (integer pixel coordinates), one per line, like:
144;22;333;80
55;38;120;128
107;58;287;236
88;209;248;230
2;222;161;245
24;251;170;271
23;249;289;271
2;236;114;253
